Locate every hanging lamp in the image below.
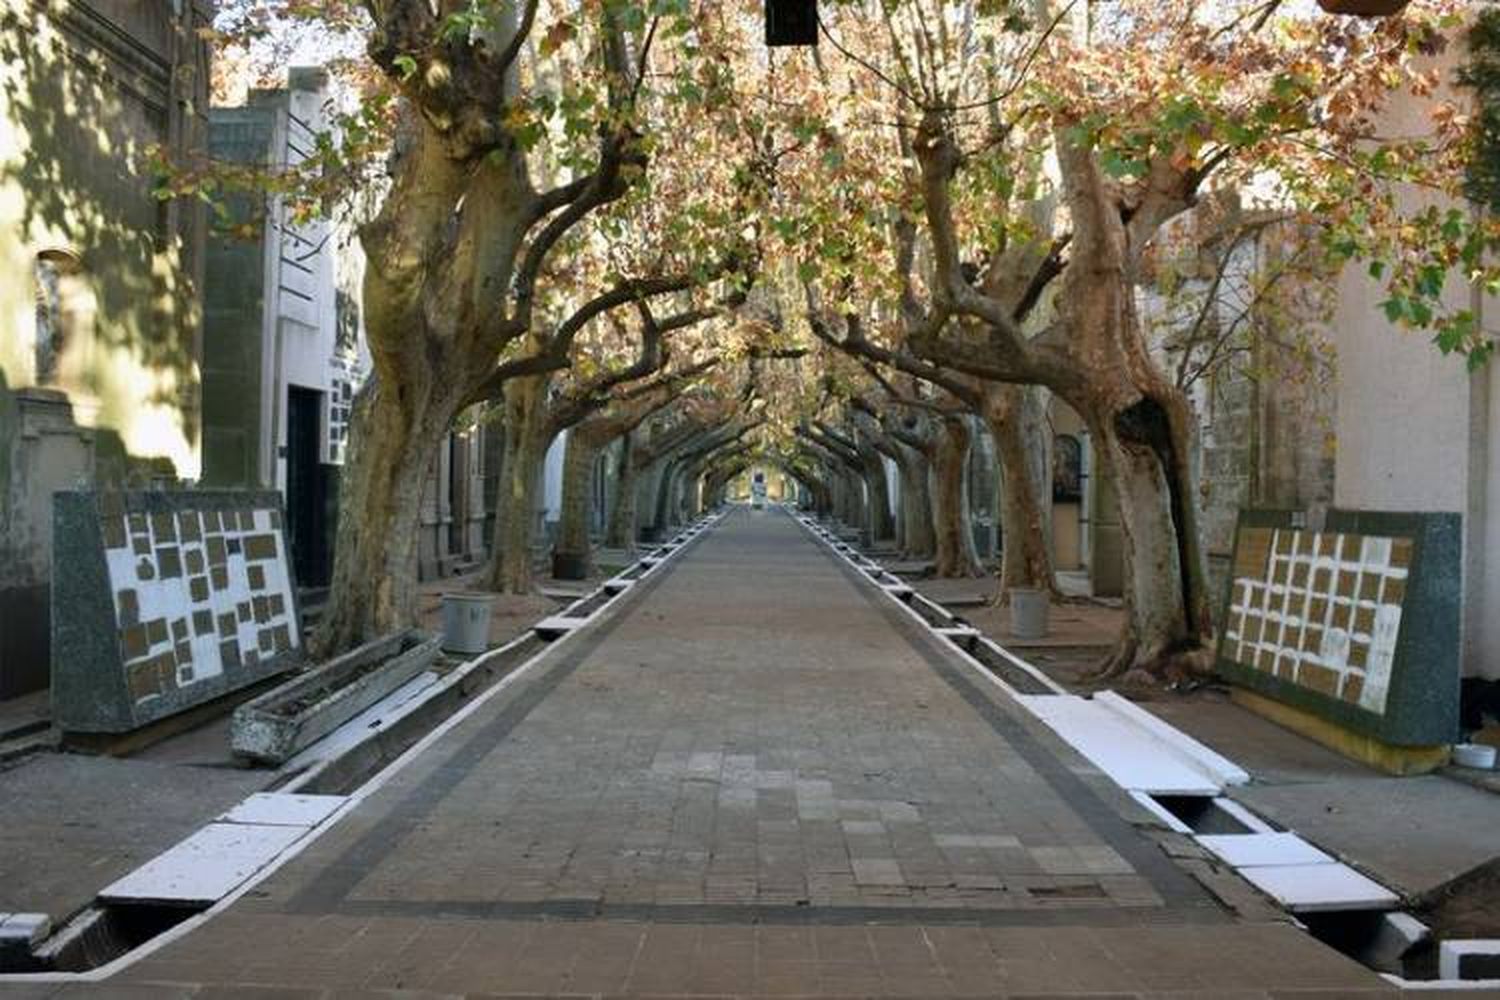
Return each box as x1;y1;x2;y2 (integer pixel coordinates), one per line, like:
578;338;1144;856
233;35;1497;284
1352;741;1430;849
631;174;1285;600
1317;0;1410;15
766;0;818;47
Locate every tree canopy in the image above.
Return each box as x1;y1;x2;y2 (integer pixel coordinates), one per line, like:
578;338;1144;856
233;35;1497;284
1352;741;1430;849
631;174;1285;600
189;0;1496;668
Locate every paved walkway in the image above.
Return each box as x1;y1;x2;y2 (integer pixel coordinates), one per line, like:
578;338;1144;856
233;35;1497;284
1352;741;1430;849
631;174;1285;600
24;510;1394;996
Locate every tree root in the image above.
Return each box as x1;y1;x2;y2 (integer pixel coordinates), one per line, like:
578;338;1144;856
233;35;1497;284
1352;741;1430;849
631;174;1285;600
1086;635;1216;687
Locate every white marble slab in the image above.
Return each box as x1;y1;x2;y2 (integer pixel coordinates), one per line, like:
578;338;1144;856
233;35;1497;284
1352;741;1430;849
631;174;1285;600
279;670;439;773
219;793;346;828
1094;691;1250;787
101;822;306;905
1023;696;1222;795
1239;862;1398;912
1197;832;1332;868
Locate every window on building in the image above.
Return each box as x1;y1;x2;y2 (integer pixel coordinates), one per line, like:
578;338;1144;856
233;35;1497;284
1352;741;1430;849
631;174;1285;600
33;251;90;387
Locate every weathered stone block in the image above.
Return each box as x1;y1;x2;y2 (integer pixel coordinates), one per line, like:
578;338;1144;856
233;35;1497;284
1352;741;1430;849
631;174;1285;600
231;630;440;764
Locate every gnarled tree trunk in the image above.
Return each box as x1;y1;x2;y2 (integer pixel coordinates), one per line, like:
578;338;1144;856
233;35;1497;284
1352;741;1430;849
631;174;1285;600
552;430;599;580
980;384;1058;599
857;435;896;544
316;376;462;657
929;414;985;578
1080;380;1211;679
604;430;640;548
892;443;936;559
488;373;552;593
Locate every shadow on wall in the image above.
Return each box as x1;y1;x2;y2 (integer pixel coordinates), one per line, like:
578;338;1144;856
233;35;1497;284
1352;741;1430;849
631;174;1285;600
0;1;206;699
0;1;203;474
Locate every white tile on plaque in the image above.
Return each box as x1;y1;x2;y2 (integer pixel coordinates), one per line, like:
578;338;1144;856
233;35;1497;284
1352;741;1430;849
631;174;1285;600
100;822;306;905
1196;832;1333;868
219;793;347;828
1238;862;1398;912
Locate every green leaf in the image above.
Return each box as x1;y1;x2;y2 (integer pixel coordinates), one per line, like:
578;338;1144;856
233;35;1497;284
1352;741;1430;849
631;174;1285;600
1100;149;1147;179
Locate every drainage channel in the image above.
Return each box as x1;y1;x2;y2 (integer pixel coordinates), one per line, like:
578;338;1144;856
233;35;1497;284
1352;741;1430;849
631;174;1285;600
795;510;1500;989
1;513;726;981
1139;787;1498;987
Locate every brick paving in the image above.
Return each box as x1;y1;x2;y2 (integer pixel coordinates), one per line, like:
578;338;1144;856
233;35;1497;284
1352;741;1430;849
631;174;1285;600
14;510;1396;996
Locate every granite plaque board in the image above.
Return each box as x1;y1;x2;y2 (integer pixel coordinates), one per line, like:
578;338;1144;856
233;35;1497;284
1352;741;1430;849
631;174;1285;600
1216;509;1460;747
52;491;304;734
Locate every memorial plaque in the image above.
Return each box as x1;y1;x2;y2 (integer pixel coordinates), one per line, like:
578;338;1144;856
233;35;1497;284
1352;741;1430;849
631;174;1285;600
53;491;303;734
1216;509;1460;746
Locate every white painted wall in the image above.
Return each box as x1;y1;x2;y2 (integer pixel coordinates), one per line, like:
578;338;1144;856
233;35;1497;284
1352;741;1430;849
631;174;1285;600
1328;40;1498;679
256;69;369;494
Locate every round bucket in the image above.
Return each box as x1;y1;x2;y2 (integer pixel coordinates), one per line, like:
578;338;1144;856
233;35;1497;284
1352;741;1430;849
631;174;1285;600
1008;588;1050;641
1454;743;1497;770
441;593;494;654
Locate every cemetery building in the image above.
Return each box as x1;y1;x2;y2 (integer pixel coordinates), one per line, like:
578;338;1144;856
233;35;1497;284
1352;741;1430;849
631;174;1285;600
0;0;212;700
202;68;370;590
203;68;506;590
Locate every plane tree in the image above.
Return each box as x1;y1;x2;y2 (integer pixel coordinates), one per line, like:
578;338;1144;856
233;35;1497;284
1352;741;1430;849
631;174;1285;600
788;0;1479;677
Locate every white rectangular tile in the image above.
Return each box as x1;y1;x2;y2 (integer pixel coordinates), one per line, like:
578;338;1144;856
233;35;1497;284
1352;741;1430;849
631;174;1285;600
1094;691;1250;787
534;616;586;637
1239;862;1398;912
1197;832;1333;868
101;822;306;905
1024;696;1221;795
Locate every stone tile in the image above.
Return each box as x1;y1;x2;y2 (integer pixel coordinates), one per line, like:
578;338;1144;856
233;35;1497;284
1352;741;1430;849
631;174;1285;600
851;858;905;886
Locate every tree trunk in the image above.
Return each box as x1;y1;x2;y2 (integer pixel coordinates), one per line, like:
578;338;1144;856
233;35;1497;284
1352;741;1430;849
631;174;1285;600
981;384;1058;598
859;443;896;544
314;377;456;657
488;374;551;593
641;460;673;542
891;444;935;559
836;468;862;529
551;430;598;580
605;432;639;549
929;415;985;578
1086;383;1213;679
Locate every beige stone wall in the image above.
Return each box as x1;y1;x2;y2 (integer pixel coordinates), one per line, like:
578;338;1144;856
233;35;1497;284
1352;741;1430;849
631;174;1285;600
0;0;210;480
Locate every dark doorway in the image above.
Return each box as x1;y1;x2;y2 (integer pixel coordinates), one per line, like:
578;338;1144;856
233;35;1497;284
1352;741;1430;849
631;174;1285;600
449;433;469;558
286;386;333;587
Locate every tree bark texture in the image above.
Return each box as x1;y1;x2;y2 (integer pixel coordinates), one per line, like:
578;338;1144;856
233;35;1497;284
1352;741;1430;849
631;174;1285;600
929;415;985;578
488;373;552;593
979;384;1058;598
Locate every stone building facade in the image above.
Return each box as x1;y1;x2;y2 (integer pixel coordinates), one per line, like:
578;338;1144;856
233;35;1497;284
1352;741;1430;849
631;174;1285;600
0;0;212;698
203;68;369;590
204;68;499;590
